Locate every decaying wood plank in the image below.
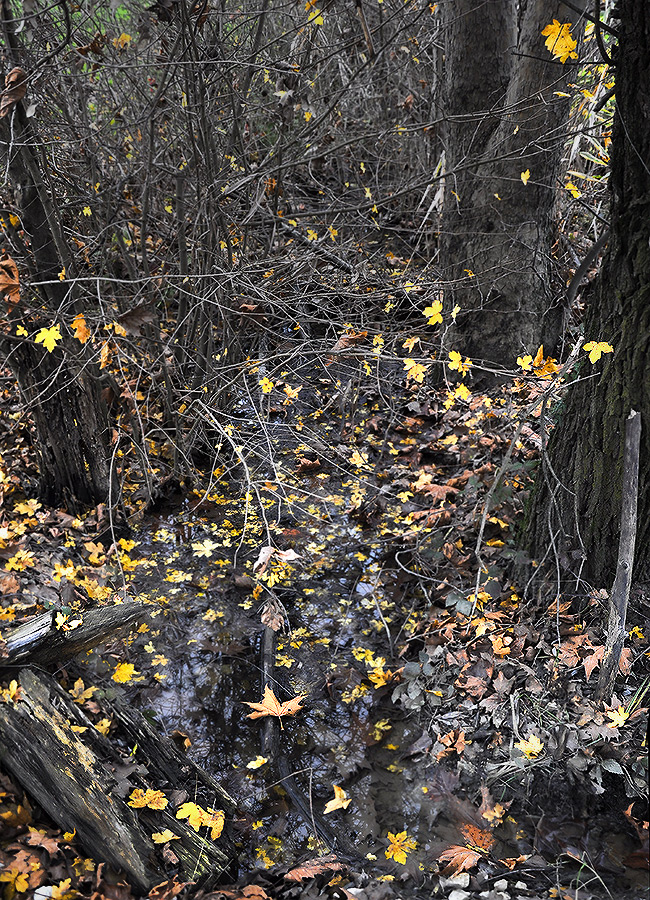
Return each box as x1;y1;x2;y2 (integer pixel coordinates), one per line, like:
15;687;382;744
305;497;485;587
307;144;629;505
0;602;148;668
0;668;239;892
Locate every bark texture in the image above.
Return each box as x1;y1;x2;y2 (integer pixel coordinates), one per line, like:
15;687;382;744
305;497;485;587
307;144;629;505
525;1;650;586
0;53;113;510
441;0;578;365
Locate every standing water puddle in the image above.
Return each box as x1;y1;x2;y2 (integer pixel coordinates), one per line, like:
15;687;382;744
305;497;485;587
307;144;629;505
90;472;462;879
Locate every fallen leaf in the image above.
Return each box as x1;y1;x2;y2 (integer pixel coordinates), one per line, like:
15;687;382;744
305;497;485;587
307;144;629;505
437;844;483;875
284;854;346;882
324;785;351;815
0;254;20;304
244;685;305;728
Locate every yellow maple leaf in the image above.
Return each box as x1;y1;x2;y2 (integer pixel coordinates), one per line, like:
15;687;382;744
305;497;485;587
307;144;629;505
112;662;138;683
520;169;531;185
259;376;274;394
448;351;472;376
201;807;225;839
35;324;62;352
402;336;420;352
95;718;111;735
69;678;97;704
152;830;180;843
514;735;544;758
403;358;429;383
541;20;578;64
6;549;36;571
422;299;443;326
517;354;533;371
583;340;614;364
144;789;168;810
324;785;351;815
606;705;629;728
176;801;206;832
385;830;417;864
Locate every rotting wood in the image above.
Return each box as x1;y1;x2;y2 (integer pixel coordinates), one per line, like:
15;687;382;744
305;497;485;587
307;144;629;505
597;409;642;701
0;667;239;892
0;601;148;668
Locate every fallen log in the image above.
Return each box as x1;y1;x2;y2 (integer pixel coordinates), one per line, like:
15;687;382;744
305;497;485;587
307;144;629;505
0;602;243;893
0;601;148;668
0;667;239;893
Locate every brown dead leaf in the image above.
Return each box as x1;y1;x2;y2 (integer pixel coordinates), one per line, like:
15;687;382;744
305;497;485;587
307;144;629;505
437;844;483;875
24;830;60;856
0;68;27;118
244;685;304;728
0;254;20;305
295;457;321;475
0;573;20;595
325;330;368;364
284;853;347;882
148;878;192;900
260;597;283;632
583;646;604;680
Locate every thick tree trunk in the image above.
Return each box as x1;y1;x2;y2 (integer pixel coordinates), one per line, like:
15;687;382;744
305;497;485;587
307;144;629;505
7;338;115;511
0;64;114;510
441;0;577;365
525;1;650;587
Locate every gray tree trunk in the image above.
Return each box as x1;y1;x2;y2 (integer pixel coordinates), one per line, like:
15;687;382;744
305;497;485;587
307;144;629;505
441;0;578;366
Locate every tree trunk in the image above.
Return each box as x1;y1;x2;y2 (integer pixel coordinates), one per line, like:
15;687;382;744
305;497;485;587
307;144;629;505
525;0;650;587
0;53;114;511
441;0;578;365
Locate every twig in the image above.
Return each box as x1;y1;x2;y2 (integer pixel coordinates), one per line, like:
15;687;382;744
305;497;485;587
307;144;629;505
597;410;641;701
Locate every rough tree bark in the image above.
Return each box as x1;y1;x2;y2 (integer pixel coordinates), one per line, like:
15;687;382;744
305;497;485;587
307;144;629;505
0;8;114;510
441;0;578;366
525;0;650;587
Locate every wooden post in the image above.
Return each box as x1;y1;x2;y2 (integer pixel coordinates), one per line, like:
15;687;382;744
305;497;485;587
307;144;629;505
597;409;642;701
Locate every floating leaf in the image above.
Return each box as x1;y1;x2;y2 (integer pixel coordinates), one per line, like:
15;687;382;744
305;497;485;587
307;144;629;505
385;830;417;864
324;785;351;815
438;844;483;875
244;685;305;727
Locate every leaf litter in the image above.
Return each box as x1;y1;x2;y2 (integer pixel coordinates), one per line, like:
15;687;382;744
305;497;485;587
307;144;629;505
0;358;648;900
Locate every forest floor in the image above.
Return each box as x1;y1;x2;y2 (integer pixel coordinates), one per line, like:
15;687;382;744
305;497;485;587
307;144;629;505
0;347;648;900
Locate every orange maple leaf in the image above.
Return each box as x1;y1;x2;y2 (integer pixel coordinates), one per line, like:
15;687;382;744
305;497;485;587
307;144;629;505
244;685;305;728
